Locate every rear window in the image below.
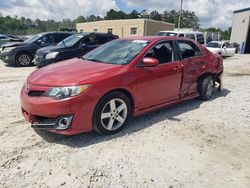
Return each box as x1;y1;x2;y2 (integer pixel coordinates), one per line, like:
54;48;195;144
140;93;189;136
197;34;205;44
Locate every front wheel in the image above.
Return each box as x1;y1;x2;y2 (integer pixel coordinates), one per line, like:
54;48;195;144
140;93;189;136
198;76;214;101
16;52;33;67
93;91;131;135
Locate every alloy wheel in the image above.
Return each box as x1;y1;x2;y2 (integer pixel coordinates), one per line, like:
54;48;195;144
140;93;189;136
101;98;128;131
18;55;31;66
206;79;214;98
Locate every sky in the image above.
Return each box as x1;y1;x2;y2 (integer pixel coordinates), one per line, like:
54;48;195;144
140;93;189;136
0;0;249;29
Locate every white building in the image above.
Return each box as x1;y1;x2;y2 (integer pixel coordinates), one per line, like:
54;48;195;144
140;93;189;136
230;7;250;53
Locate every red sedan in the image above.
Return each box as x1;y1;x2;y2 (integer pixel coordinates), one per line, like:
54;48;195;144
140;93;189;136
20;36;223;135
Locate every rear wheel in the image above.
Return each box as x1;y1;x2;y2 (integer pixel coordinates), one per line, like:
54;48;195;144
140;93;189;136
198;75;214;101
93;91;131;135
16;52;33;67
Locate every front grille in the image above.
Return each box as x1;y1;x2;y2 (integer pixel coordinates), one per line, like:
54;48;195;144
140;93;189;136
28;91;45;97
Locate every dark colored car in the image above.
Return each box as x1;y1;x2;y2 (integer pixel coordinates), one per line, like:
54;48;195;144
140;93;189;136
34;32;118;67
0;34;23;46
0;32;73;67
21;36;223;136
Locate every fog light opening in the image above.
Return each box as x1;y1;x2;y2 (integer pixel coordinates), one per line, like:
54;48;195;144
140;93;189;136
57;116;73;129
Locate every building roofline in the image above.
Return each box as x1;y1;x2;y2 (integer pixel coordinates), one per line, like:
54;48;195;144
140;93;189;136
76;18;175;26
234;7;250;14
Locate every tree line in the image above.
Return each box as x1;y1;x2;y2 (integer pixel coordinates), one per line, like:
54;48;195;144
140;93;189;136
0;9;231;39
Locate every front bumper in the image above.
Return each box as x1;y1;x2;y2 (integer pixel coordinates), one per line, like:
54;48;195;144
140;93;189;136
34;54;54;67
0;51;16;65
20;83;98;135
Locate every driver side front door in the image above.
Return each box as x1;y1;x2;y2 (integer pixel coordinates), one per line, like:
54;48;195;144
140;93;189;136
136;40;183;109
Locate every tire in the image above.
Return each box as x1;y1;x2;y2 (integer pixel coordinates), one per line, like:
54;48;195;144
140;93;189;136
15;52;33;67
93;91;131;135
198;75;214;101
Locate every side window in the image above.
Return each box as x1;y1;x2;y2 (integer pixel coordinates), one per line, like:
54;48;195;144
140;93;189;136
186;34;195;40
0;36;7;39
179;34;184;37
178;40;202;59
80;35;95;46
54;34;69;43
96;36;111;44
145;41;174;64
197;34;205;44
225;42;230;48
41;34;54;44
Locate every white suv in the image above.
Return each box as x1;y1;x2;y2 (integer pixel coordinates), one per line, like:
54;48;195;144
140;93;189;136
156;31;206;45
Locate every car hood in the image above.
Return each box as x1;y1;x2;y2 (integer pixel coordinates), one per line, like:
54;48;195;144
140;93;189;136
1;42;26;48
36;45;64;55
28;58;124;87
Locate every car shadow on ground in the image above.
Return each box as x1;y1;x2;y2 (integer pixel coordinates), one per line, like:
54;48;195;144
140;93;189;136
35;88;231;147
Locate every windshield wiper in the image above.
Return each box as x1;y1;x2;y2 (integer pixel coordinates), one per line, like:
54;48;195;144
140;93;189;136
85;58;107;63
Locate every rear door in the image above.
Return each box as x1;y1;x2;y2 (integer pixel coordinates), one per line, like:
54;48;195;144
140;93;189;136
136;40;183;109
176;40;207;97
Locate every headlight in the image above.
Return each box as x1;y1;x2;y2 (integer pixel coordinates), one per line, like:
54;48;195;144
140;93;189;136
45;52;59;59
44;85;90;99
3;47;16;52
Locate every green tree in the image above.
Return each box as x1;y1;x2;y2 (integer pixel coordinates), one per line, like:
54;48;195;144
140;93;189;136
128;10;139;19
149;10;162;21
162;9;200;29
105;9;128;20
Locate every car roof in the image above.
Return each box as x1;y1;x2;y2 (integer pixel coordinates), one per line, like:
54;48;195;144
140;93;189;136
158;31;204;34
38;31;74;35
123;36;193;42
78;32;117;36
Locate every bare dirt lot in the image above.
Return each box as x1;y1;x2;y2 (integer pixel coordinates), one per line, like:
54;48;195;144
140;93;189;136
0;55;250;188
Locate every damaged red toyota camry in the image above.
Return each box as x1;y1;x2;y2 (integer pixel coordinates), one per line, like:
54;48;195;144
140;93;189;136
20;36;223;135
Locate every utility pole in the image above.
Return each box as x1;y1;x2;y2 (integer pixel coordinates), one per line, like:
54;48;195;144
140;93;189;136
178;0;183;30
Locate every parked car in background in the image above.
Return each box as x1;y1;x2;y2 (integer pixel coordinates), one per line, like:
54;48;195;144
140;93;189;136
34;32;118;67
156;31;206;45
0;32;73;66
0;34;23;45
206;41;236;57
230;42;240;53
21;36;223;136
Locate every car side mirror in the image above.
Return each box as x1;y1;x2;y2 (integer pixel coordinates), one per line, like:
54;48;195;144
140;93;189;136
141;57;159;67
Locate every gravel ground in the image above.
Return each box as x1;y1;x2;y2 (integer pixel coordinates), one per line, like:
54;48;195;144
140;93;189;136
0;55;250;188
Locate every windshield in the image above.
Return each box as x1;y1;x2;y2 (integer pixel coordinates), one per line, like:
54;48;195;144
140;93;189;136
156;32;178;36
83;39;150;65
207;42;221;48
57;34;84;47
24;34;42;44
